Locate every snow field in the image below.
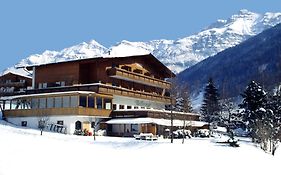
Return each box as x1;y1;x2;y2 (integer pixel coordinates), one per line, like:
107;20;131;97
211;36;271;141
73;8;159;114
0;121;280;175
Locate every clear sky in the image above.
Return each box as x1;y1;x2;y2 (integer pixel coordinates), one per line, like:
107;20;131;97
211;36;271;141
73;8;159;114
0;0;281;72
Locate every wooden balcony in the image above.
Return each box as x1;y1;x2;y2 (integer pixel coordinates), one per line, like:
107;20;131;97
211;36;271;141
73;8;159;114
107;67;171;89
0;82;26;88
3;107;112;118
97;84;171;104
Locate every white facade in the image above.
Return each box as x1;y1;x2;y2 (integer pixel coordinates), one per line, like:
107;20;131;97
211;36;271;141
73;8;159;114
112;95;165;110
7;115;102;135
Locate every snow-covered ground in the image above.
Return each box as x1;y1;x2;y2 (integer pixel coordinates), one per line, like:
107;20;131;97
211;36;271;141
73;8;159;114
0;120;280;175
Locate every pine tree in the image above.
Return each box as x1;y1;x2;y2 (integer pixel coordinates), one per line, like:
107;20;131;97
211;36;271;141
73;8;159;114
240;81;267;111
200;78;220;123
239;81;267;140
266;86;281;155
239;82;281;155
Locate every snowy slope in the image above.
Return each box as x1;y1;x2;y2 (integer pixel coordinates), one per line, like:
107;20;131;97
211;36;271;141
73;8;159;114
2;9;281;76
0;120;280;175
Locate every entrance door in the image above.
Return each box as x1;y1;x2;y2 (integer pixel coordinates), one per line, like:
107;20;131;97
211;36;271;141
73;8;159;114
75;121;82;130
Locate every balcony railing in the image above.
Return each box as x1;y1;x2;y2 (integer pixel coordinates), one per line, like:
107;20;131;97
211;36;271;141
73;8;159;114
0;82;26;87
26;83;171;104
97;84;170;104
107;67;171;89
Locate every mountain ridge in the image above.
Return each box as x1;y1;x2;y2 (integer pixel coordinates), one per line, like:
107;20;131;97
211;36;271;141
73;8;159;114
2;9;281;75
178;22;281;99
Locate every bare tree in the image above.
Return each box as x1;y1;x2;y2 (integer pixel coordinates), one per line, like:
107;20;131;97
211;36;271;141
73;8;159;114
38;117;49;136
168;77;178;143
90;117;101;141
177;84;193;144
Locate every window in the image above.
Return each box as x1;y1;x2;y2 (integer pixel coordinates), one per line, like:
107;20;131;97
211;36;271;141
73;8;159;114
42;83;47;88
19;88;25;92
38;82;47;89
119;105;124;110
63;96;70;108
70;96;78;107
39;98;46;109
23;99;31;109
31;98;39;109
55;81;65;87
103;98;112;110
127;106;132;109
134;106;139;109
47;98;54;108
96;97;102;109
113;104;117;110
10;100;18;109
88;97;95;108
91;122;95;128
19;79;26;83
5;80;11;83
54;97;62;108
57;120;64;125
79;96;87;107
21;121;27;127
38;83;42;89
131;124;138;132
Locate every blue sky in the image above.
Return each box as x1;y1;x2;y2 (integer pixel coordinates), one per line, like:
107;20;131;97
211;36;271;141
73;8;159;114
0;0;281;72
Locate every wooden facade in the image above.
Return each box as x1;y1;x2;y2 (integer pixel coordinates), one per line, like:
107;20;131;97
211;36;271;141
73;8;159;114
0;72;32;96
1;54;201;136
107;67;171;89
23;54;174;105
3;107;112;118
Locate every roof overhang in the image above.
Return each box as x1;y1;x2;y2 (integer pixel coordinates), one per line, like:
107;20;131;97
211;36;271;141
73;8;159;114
0;91;113;100
105;117;207;127
24;54;175;78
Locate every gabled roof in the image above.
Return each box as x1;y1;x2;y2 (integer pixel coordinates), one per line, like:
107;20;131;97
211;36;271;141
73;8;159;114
1;71;32;79
25;54;175;78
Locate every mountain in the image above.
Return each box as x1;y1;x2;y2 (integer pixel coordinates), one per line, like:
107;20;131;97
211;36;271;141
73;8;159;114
2;9;281;75
178;23;281;99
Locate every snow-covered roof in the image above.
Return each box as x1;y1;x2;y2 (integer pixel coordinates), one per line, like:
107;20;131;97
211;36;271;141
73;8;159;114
106;117;207;127
1;70;32;79
0;91;105;100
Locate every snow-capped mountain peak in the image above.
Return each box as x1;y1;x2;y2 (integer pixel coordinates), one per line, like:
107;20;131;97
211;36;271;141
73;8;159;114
3;9;281;76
